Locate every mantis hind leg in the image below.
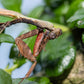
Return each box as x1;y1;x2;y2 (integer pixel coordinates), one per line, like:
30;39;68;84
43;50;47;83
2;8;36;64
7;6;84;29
15;29;39;84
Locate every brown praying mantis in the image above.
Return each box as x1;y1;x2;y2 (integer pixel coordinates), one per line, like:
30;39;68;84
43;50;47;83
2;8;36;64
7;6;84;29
0;9;62;84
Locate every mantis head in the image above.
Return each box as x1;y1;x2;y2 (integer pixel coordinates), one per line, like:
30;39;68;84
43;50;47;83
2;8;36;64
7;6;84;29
49;28;62;40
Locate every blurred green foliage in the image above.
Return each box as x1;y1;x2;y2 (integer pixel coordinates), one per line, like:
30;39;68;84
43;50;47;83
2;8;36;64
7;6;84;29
0;15;15;23
0;69;12;84
12;77;51;84
0;0;84;84
41;33;76;77
1;0;22;12
0;33;15;43
0;69;51;84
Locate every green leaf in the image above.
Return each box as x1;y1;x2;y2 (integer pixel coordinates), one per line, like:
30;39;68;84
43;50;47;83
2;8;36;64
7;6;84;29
67;8;84;28
54;3;69;16
28;77;51;84
45;46;75;77
28;6;44;19
67;8;84;22
40;14;53;21
12;79;38;84
10;44;20;59
67;15;84;22
41;32;76;77
0;34;15;43
12;77;51;84
0;69;12;84
74;8;84;15
0;15;15;23
41;33;72;61
24;35;37;52
1;0;22;12
66;0;84;19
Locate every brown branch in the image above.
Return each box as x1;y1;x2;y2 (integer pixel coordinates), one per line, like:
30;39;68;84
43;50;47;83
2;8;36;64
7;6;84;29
0;8;55;33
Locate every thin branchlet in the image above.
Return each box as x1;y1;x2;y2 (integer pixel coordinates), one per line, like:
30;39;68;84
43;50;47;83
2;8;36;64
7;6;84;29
0;18;54;33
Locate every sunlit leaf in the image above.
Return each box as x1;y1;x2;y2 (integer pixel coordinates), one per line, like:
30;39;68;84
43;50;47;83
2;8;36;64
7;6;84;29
0;15;15;23
53;23;69;32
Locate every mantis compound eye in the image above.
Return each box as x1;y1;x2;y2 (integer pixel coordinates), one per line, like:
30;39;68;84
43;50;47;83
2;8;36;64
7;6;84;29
49;28;62;40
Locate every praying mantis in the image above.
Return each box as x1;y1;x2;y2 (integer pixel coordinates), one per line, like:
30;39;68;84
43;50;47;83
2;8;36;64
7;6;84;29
0;9;62;84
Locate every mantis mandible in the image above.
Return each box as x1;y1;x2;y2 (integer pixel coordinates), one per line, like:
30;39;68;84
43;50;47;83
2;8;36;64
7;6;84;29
0;9;62;84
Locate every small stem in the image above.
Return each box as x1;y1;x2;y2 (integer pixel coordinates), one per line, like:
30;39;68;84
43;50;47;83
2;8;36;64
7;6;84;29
4;64;19;74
